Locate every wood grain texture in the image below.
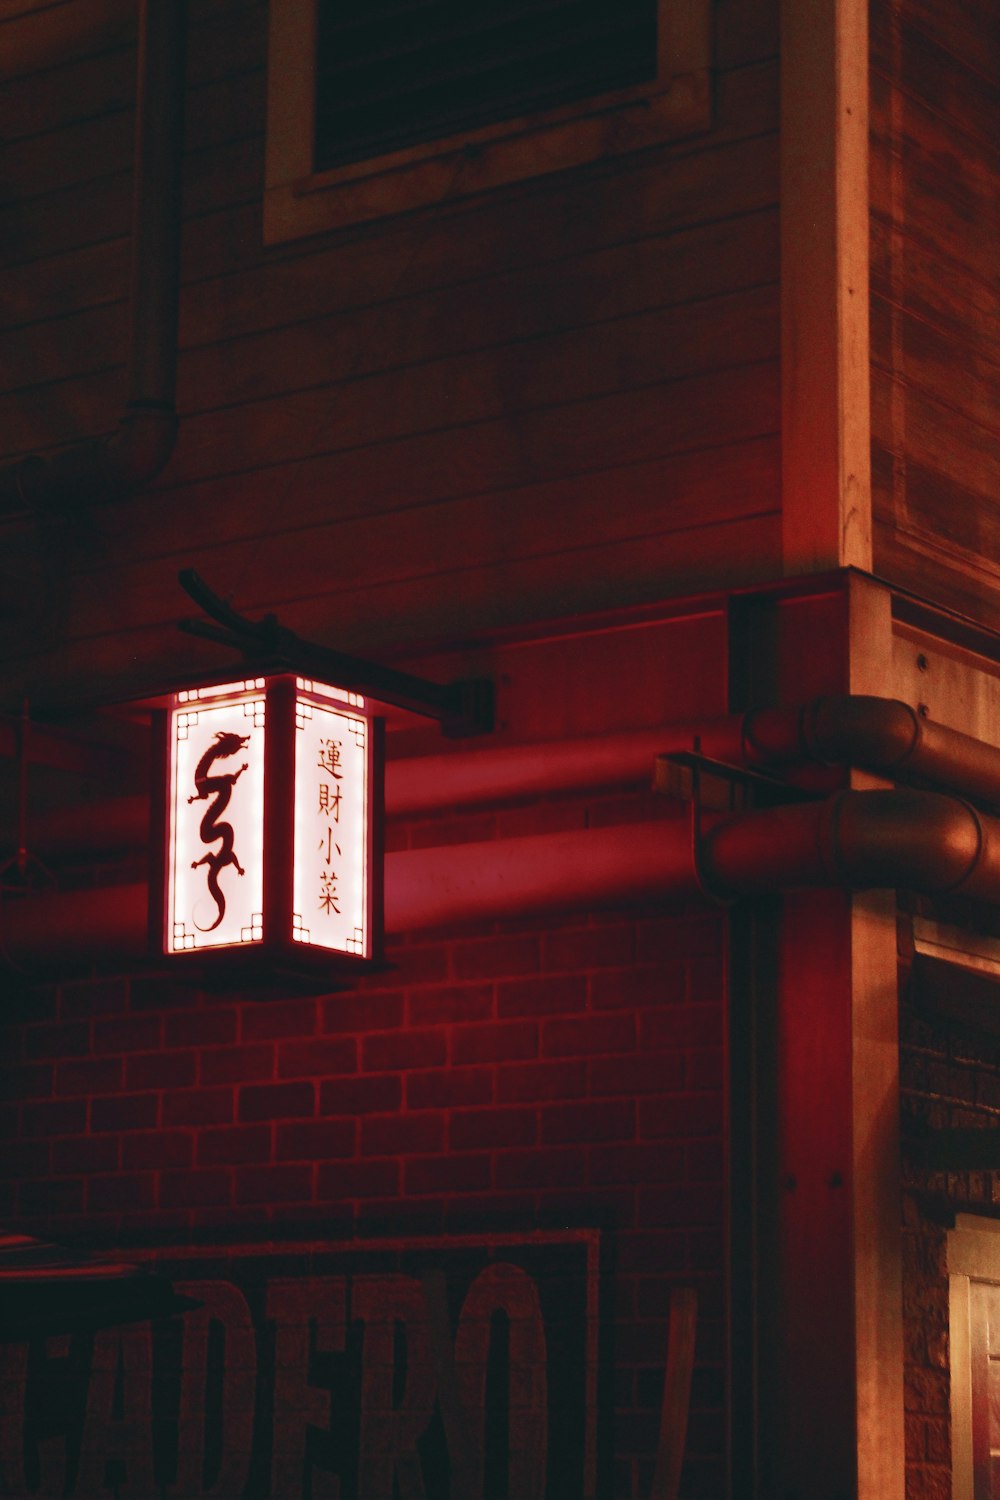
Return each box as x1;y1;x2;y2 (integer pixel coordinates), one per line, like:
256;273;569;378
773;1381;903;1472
0;0;781;704
869;0;1000;628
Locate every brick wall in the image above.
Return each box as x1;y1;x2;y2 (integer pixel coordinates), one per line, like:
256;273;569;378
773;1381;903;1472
0;795;727;1499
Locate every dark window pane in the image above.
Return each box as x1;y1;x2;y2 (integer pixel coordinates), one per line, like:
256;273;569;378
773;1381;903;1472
315;0;659;172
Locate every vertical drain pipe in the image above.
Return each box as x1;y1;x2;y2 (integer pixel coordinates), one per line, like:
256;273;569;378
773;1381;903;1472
0;0;188;514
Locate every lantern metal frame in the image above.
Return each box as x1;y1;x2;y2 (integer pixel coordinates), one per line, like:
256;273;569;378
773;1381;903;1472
149;670;385;982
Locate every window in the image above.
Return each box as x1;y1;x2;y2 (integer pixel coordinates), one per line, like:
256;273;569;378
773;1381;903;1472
265;0;711;243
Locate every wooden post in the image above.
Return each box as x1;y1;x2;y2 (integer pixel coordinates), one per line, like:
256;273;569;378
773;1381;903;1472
748;578;904;1499
780;0;871;573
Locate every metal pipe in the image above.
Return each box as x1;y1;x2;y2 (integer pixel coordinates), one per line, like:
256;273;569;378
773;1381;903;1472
24;695;1000;861
7;790;1000;967
0;0;187;517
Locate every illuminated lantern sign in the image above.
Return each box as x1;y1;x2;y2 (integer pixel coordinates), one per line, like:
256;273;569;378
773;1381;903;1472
155;675;383;975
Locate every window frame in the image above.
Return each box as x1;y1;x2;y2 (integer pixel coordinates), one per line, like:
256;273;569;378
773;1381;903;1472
264;0;712;244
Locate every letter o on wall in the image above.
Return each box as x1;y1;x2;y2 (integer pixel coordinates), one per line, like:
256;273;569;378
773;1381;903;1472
455;1263;548;1500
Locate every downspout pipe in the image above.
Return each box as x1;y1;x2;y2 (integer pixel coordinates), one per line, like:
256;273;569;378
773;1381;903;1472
0;0;187;517
5;789;1000;966
22;694;1000;860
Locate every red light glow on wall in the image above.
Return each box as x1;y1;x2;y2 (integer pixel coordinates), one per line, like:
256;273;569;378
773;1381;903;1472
159;675;382;975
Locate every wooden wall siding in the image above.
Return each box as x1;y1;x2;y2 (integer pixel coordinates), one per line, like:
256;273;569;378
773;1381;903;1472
0;0;779;701
869;0;1000;626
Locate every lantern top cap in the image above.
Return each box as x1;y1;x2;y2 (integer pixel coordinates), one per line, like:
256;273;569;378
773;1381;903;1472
170;674;367;712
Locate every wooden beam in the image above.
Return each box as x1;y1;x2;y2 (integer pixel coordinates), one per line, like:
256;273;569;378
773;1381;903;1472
780;0;871;572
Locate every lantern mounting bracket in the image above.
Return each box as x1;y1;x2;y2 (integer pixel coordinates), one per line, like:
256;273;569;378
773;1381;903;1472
177;570;493;737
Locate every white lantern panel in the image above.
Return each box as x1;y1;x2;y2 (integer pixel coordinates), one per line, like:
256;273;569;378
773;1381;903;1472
292;690;369;955
167;685;266;952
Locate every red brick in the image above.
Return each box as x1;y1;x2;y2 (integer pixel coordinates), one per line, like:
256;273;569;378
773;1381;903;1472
405;1154;491;1195
319;1075;402;1115
541;1098;635;1144
163;1009;237;1048
589;1053;685;1097
21;1099;86;1138
408;984;493;1026
640;1005;722;1050
92;1014;162;1053
361;1199;446;1236
686;1048;724;1090
130;976;202;1010
687;956;725;1003
496;1060;586;1104
88;1173;156;1213
241;999;318;1039
318;1159;399;1199
278;1036;357;1078
25;1022;90;1059
615;1230;689;1274
590;966;686;1010
376;944;448;987
199;1125;272;1166
235;1164;312;1205
20;1178;84;1216
543;925;635;972
59;980;128;1018
443;1194;536;1236
0;1140;50;1179
363;1029;445;1073
322;992;405;1032
451;1021;537;1065
52;1135;120;1173
497;975;586;1018
495;1148;587;1190
591;1142;685;1186
687;1139;724;1182
123;1130;194;1170
200;1043;275;1085
239;1081;313;1121
638;914;724;962
362;1113;443;1156
407;1066;492;1110
6;1063;54;1100
640;1093;723;1139
541;1014;635;1057
91;1093;159;1132
55;1056;122;1097
453;935;540;980
161;1169;232;1209
639;1183;723;1226
276;1119;356;1160
450;1107;537;1151
162;1087;234;1127
126;1050;196;1091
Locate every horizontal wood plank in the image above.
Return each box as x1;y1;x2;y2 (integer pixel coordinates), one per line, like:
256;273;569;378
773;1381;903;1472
0;280;777;461
0;207;779;398
870;6;999;153
0;510;781;702
870;75;999;297
883;0;1000;88
871;375;1000;520
870;296;1000;439
871;213;1000;370
61;436;780;643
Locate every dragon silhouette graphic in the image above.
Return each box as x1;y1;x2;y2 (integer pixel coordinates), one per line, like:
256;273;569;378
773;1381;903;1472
188;730;250;931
